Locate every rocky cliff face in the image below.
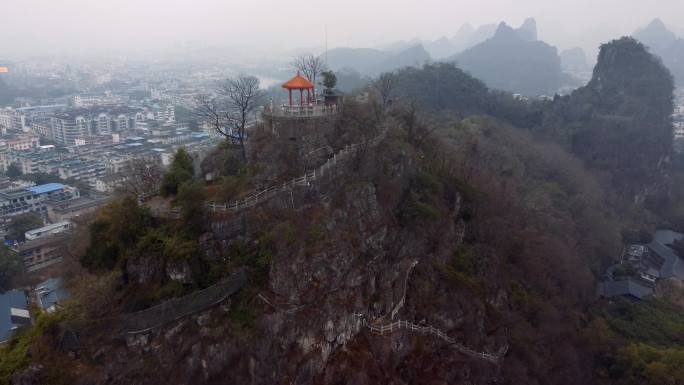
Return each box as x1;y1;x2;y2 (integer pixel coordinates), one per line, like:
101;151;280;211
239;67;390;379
49;136;511;385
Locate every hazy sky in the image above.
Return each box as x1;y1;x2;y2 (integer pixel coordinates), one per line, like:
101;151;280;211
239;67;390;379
1;0;683;58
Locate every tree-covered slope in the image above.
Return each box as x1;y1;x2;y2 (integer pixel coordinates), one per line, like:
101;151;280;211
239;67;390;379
542;37;675;202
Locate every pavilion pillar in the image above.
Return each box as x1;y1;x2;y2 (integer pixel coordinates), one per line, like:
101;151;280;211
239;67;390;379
288;89;292;106
300;89;304;106
306;89;310;104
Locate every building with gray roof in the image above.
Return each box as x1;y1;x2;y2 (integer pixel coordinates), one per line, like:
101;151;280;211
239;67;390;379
648;229;684;281
597;278;654;300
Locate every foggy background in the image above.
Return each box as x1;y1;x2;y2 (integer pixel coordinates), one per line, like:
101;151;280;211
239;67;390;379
1;0;683;58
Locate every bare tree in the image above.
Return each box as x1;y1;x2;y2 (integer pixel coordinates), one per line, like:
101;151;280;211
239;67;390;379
196;75;264;160
293;54;326;101
118;158;164;198
373;73;396;113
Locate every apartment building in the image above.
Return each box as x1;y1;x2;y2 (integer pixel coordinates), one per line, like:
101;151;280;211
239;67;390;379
0;105;67;132
0;134;40;151
49;107;140;145
0;108;12;134
0;183;79;219
0;150;63;174
13;234;68;271
57;160;106;188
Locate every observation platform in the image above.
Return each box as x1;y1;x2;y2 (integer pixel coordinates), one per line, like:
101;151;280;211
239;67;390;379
262;104;339;120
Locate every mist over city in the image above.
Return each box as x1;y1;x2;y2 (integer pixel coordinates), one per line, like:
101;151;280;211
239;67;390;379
0;1;683;384
2;0;683;57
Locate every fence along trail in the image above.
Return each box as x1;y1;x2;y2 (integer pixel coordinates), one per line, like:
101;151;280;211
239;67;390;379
362;318;507;364
60;271;246;343
207;132;386;213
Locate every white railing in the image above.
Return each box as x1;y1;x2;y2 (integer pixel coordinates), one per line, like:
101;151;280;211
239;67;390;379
263;104;339;119
207;129;386;213
144;127;386;218
362;318;505;364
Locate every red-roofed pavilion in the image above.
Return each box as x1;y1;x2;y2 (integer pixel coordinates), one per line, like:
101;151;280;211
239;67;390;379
282;71;314;107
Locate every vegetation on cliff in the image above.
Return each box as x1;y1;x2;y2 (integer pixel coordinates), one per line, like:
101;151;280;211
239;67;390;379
588;299;684;384
541;37;675;203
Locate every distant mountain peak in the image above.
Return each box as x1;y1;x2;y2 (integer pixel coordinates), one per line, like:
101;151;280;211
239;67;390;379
404;43;425;51
647;18;667;30
517;17;538;41
636;18;676;37
634;18;678;54
453;19;562;96
493;22;522;41
494;22;514;35
457;23;474;35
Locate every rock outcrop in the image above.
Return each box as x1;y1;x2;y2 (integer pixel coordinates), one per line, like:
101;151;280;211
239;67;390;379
53;135;506;385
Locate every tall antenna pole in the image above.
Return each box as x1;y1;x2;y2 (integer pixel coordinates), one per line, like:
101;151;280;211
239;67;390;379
325;24;328;67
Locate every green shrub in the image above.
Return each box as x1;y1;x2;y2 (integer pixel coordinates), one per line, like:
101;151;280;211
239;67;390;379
0;312;62;384
437;245;485;297
160;149;195;196
591;299;684;348
82;196;152;271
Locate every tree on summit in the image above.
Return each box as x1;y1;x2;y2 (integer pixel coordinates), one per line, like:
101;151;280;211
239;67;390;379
160;149;195;196
322;70;337;93
293;54;326;100
196;75;264;160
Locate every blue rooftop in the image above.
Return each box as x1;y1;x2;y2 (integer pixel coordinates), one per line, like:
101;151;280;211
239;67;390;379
0;290;29;342
29;183;65;195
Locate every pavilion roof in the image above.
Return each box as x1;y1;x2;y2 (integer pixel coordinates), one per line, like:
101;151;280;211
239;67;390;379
282;72;314;90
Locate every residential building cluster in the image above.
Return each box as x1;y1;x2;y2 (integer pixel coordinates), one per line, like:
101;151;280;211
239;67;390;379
0;180;103;272
0;60;224;344
0;104;66;134
0;91;217;193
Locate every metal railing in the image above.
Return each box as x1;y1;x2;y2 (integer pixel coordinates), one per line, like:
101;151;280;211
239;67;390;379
142;126;387;218
207;130;386;213
363;318;506;364
262;104;339;119
61;271;246;341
